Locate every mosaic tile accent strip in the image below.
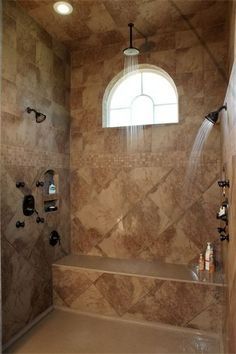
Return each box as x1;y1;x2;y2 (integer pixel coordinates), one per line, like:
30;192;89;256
71;152;220;169
2;144;69;168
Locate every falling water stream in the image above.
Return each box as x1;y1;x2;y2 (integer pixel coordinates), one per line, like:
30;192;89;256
123;55;138;75
185;119;214;194
124;55;143;152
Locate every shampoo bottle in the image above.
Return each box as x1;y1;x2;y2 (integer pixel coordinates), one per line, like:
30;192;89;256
49;177;56;195
209;253;215;273
205;242;212;271
199;253;205;271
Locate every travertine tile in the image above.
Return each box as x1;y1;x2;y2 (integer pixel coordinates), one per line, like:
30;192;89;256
70;284;117;316
53;267;92;306
127;280;223;330
175;29;202;50
5;309;222;354
2;43;17;82
1;1;70;345
2;0;230;347
176;46;203;74
221;60;236;353
52;262;224;333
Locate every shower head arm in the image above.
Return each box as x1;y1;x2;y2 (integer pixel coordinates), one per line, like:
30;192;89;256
26;107;37;115
205;104;227;125
128;23;134;48
217;105;227;113
26;107;46;123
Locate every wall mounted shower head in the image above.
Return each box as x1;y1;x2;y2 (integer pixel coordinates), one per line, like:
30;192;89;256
123;23;140;57
205;105;227;125
26;107;46;123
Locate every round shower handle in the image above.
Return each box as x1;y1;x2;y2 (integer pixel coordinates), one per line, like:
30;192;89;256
36;216;45;224
217;227;226;234
220;234;229;242
16;181;25;188
49;230;61;247
36;181;44;187
16;221;25;228
218;180;230;188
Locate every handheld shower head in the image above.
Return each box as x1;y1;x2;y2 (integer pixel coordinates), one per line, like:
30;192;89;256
205;105;227;125
123;23;140;57
26;107;46;123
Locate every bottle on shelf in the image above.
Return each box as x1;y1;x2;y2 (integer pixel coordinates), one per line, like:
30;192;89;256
49;176;56;195
199;253;205;271
209;253;215;273
205;242;213;271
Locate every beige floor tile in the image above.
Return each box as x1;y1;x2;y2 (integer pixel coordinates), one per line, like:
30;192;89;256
6;309;221;354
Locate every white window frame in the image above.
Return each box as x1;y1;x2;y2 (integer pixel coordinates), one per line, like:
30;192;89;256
102;64;179;128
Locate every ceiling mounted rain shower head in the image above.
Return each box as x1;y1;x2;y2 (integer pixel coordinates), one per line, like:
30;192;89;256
26;107;46;123
205;105;227;125
123;23;140;57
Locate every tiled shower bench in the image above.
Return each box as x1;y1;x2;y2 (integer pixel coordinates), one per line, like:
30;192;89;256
52;255;225;334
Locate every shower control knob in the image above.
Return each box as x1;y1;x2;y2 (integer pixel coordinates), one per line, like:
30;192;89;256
222;199;228;208
218;180;230;188
217;227;226;234
220;234;229;242
36;216;45;224
16;221;25;228
49;230;61;247
16;181;25;188
36;181;44;187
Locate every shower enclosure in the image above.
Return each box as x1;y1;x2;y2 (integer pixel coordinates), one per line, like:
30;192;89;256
1;0;235;353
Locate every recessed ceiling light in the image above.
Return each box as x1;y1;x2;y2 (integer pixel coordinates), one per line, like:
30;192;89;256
53;1;73;15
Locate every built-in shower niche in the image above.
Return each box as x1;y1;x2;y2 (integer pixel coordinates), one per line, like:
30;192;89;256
43;169;59;213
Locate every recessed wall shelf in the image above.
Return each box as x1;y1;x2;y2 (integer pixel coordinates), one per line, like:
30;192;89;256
43;194;60;202
44;199;59;213
43;170;60;213
44;170;59;196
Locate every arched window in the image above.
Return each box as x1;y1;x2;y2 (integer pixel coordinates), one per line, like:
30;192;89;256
103;65;179;128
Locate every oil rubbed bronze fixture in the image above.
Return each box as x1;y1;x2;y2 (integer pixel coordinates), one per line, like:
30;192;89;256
205;105;227;125
26;107;46;123
217;176;230;242
15;194;45;228
36;180;44;187
16;221;25;228
123;23;140;57
49;230;61;246
23;195;35;216
16;181;25;188
220;234;229;242
218;179;230;188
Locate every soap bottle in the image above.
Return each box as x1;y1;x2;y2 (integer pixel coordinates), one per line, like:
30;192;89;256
49;177;56;195
205;242;212;271
209;253;215;273
199;253;205;271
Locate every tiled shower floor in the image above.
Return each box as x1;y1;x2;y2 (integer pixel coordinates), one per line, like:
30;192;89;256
6;309;221;354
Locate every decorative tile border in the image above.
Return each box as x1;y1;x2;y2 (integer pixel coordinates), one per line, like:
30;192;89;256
71;152;221;169
1;144;70;168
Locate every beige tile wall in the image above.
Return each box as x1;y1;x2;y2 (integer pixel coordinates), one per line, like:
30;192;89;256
220;2;236;352
221;59;236;354
70;2;228;265
1;0;70;345
53;264;224;334
0;0;231;347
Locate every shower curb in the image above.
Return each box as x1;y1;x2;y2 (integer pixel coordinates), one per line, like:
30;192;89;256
2;306;53;352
